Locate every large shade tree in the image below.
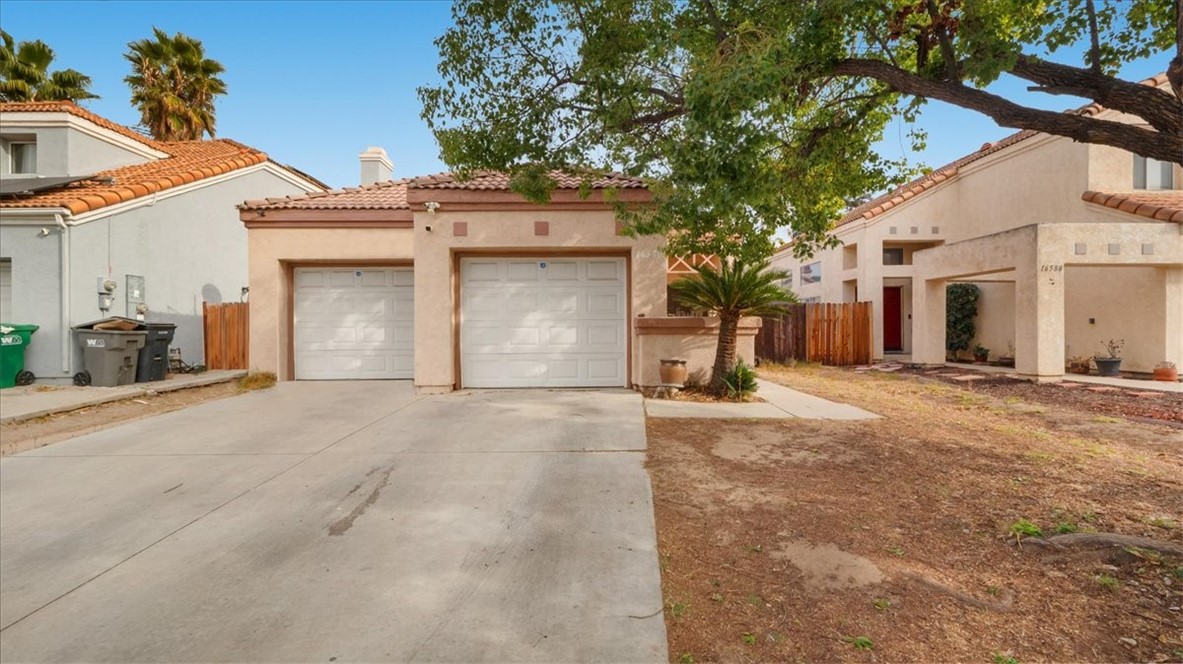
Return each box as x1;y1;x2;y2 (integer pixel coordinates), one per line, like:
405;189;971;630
124;28;226;141
420;0;1180;260
0;30;97;102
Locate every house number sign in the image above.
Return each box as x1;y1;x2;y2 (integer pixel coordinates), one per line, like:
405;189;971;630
1040;264;1063;272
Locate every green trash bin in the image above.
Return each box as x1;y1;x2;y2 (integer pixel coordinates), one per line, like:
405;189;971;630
0;324;39;389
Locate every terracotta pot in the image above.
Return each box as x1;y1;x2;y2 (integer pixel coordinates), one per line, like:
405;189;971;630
659;359;688;386
1153;367;1179;382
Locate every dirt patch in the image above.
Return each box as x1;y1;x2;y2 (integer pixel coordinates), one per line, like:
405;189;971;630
1;382;241;456
903;367;1183;424
647;365;1183;663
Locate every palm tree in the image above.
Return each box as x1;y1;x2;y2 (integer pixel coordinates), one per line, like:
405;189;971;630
671;259;793;393
0;30;98;102
124;28;226;141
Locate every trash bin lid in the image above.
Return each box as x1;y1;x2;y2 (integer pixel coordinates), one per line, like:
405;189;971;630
73;317;146;331
0;324;39;333
143;322;177;330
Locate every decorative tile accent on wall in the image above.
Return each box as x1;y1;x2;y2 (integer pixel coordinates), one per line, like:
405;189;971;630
1074;242;1087;255
1142;243;1154;255
910;226;918;234
1107;243;1120;255
931;226;939;234
453;221;467;237
534;221;549;236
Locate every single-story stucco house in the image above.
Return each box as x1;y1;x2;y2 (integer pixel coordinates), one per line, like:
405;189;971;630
239;150;758;392
771;73;1182;380
0;101;325;381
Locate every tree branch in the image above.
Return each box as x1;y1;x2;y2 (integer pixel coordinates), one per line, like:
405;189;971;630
924;0;960;80
830;58;1182;164
1010;55;1181;136
1084;0;1103;74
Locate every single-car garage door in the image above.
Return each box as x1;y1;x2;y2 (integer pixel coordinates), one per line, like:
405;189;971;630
293;267;413;380
460;257;627;388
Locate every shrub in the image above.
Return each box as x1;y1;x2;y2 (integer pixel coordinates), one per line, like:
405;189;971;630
946;283;980;359
722;360;758;401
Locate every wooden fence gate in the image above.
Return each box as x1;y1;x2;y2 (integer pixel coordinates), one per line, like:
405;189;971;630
202;302;249;370
756;301;872;366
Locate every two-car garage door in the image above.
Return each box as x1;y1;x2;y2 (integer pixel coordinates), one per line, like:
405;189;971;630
292;258;627;387
460;257;627;388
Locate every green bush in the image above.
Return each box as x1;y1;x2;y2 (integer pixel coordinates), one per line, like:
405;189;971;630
946;283;981;358
722;360;759;401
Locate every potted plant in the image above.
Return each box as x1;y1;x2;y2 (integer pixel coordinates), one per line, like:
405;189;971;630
973;344;990;363
659;358;689;386
1153;361;1178;382
1066;356;1091;375
1093;339;1124;377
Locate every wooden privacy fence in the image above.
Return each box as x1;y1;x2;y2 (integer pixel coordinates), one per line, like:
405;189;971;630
756;304;808;363
756;301;873;366
202;302;249;370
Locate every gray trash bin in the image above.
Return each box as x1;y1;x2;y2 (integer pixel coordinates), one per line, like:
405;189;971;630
73;318;148;387
136;323;177;382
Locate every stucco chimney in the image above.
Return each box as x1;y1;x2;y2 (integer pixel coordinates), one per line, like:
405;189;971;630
359;147;393;185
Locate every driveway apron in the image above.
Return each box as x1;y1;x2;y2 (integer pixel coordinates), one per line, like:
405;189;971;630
0;382;666;663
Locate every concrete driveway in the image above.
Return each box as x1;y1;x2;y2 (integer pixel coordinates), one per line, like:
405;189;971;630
0;382;666;662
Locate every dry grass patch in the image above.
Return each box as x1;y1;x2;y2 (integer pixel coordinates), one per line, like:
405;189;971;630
236;371;277;392
648;365;1182;663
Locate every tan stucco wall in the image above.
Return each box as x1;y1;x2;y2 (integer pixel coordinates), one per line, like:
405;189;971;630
912;223;1183;377
411;208;667;393
968;281;1016;361
635;317;759;387
246;227;415;379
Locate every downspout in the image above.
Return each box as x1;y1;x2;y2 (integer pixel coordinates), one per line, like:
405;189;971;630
55;213;70;374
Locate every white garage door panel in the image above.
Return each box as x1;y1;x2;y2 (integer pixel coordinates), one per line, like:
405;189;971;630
294;268;413;380
460;258;627;388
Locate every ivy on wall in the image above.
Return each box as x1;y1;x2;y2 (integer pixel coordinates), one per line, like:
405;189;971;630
946;283;981;358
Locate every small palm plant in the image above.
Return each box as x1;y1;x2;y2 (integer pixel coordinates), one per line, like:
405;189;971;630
671;259;793;393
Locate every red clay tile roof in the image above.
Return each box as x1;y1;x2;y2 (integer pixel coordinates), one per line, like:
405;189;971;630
0;100;163;150
241;179;410;211
1081;190;1183;223
0;104;321;216
835;73;1171;228
407;170;647;190
239;170;648;211
1;140;270;216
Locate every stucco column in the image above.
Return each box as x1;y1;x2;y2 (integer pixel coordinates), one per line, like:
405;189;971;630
911;276;946;366
856;237;884;359
1014;249;1065;381
1164;266;1183;368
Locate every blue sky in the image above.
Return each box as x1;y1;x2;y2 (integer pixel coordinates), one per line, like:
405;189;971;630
0;1;1169;189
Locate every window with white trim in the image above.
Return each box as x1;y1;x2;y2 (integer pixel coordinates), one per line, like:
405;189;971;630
10;142;36;174
1133;155;1174;190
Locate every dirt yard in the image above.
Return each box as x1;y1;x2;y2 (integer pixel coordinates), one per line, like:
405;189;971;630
647;365;1182;663
1;382;241;456
900;366;1183;425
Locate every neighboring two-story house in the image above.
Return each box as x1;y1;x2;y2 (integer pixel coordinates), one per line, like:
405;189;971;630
0;101;325;382
772;74;1182;379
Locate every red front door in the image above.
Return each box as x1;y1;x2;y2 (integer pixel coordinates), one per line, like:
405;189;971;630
883;286;903;351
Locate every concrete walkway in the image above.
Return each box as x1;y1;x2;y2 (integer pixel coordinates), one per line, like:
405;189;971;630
645;379;879;420
0;382;666;663
0;370;247;424
943;363;1183;393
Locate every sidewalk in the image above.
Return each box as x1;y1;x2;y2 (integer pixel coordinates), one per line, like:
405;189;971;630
946;362;1183;393
0;370;247;425
644;379;879;420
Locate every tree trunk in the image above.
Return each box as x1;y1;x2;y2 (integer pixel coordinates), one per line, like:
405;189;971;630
709;313;740;393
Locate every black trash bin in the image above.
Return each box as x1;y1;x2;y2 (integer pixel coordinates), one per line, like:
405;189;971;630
136;322;177;382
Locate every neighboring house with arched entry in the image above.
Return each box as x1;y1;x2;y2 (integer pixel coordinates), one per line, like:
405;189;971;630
771;74;1182;380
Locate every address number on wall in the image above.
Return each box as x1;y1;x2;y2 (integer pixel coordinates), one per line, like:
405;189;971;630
1040;264;1063;272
